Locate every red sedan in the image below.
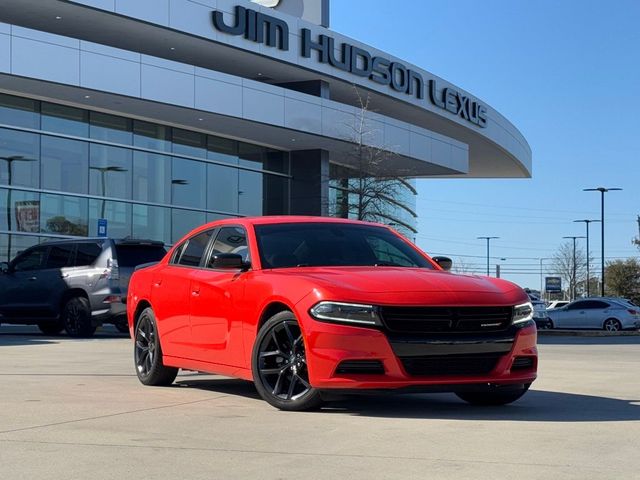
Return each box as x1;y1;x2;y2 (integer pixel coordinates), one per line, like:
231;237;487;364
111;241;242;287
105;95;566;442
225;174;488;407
127;217;537;410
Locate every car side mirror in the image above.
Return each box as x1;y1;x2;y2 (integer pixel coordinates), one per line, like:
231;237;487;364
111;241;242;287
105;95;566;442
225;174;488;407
432;256;453;271
0;261;10;274
209;253;250;270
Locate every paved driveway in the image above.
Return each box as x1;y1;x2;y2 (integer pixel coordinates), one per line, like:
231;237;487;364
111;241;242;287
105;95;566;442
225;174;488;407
0;326;638;479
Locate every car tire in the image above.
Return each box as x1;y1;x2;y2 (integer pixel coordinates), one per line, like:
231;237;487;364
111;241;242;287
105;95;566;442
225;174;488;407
252;311;323;411
603;318;622;332
37;321;64;336
455;383;530;406
134;308;178;386
547;319;554;329
62;297;96;338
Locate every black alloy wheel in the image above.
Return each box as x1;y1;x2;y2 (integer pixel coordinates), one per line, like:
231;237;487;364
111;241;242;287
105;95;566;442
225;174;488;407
252;311;323;411
134;308;178;386
62;297;96;338
603;318;622;332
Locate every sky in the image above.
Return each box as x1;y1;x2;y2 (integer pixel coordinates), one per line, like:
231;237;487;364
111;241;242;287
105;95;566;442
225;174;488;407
331;0;640;290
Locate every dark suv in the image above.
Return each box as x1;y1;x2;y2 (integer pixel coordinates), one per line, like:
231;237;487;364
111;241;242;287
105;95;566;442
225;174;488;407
0;238;166;337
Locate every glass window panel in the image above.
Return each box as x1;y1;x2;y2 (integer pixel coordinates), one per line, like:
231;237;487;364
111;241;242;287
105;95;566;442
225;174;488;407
90;112;132;145
207;163;238;214
0;234;40;263
45;244;75;269
41;103;89;137
89;200;132;238
132;204;170;244
172;158;206;208
132;151;171;204
238;170;263;216
75;241;103;266
0;128;40;188
263;174;289;215
0;94;39;129
40;194;88;237
173;129;206;158
12;245;48;272
207;136;238;165
171;209;205;244
133;120;171;152
0;189;40;232
208;226;249;266
238;144;288;174
89;144;132;200
41;137;89;194
178;230;213;267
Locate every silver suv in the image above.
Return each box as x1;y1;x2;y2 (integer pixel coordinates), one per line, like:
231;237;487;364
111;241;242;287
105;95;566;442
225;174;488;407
0;238;166;337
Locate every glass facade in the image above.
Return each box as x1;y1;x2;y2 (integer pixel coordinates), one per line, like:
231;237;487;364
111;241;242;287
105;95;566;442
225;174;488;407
0;93;290;262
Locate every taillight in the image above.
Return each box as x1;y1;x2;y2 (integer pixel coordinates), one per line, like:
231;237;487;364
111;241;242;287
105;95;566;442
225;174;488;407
628;309;638;315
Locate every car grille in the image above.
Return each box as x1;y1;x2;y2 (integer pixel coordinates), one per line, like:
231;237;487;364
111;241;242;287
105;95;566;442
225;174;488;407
380;306;513;334
400;353;503;376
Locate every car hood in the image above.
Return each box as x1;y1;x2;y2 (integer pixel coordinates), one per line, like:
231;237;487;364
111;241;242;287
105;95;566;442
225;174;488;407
268;267;526;306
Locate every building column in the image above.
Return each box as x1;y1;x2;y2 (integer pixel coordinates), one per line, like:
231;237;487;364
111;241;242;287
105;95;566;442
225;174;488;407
290;149;330;216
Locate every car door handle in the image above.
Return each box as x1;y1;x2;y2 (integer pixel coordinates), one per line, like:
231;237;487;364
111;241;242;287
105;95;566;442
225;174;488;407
28;277;37;281
60;273;69;279
153;280;162;287
191;289;200;297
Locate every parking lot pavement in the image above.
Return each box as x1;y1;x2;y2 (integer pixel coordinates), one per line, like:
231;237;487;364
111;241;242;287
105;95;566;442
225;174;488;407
1;327;638;480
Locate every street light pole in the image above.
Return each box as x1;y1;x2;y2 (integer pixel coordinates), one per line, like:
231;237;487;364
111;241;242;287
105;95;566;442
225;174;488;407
477;236;499;276
563;236;585;301
583;187;622;296
573;219;600;297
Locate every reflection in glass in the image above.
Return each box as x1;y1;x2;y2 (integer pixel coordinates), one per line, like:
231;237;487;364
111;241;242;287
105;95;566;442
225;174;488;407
41;137;89;195
264;174;289;215
208;136;238;165
0;94;39;130
41;103;89;137
0;129;40;188
0;188;40;232
172;209;205;243
0;233;40;263
89;200;131;238
90;112;132;144
40;194;88;236
172;158;206;208
173;129;206;158
239;144;288;174
89;144;132;203
133;204;171;244
133;152;171;204
207;163;239;214
239;170;263;216
133;120;171;152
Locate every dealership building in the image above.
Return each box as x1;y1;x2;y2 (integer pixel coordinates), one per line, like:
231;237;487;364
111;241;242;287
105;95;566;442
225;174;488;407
0;0;531;261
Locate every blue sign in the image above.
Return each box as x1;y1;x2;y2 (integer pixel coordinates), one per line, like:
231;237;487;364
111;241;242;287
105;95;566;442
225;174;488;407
545;277;562;293
97;218;108;237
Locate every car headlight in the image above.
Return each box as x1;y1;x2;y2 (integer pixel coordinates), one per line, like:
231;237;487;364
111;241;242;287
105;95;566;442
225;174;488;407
513;302;534;325
309;302;382;327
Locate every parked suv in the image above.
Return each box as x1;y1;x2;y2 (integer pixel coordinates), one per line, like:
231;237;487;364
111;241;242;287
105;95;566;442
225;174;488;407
0;238;166;337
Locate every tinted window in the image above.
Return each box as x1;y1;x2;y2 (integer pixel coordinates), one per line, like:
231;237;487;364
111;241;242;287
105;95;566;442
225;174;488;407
207;227;248;268
115;245;166;267
45;244;75;269
75;242;103;266
568;301;587;310
12;246;47;271
255;223;431;269
590;301;610;309
177;230;213;267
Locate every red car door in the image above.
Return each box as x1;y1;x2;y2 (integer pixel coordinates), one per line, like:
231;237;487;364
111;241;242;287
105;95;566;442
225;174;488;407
152;230;214;359
189;226;249;367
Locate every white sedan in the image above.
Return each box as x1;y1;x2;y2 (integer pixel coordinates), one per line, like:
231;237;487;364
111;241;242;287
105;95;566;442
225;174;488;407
547;298;640;331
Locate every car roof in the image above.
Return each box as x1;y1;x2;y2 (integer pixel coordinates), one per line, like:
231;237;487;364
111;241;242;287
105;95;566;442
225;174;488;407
38;238;164;247
222;216;387;227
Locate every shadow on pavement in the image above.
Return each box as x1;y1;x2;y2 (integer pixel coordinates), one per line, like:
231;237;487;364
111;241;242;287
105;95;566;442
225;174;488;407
175;378;640;422
0;325;128;346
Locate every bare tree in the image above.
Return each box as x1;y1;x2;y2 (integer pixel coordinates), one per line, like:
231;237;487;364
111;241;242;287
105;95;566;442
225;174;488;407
452;257;477;275
552;241;588;299
331;87;417;236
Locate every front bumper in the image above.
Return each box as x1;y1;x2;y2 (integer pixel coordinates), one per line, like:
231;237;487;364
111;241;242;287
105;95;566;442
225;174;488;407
300;314;537;390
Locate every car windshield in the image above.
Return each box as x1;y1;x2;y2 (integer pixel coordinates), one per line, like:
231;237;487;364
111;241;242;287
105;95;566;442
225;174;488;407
254;223;433;269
